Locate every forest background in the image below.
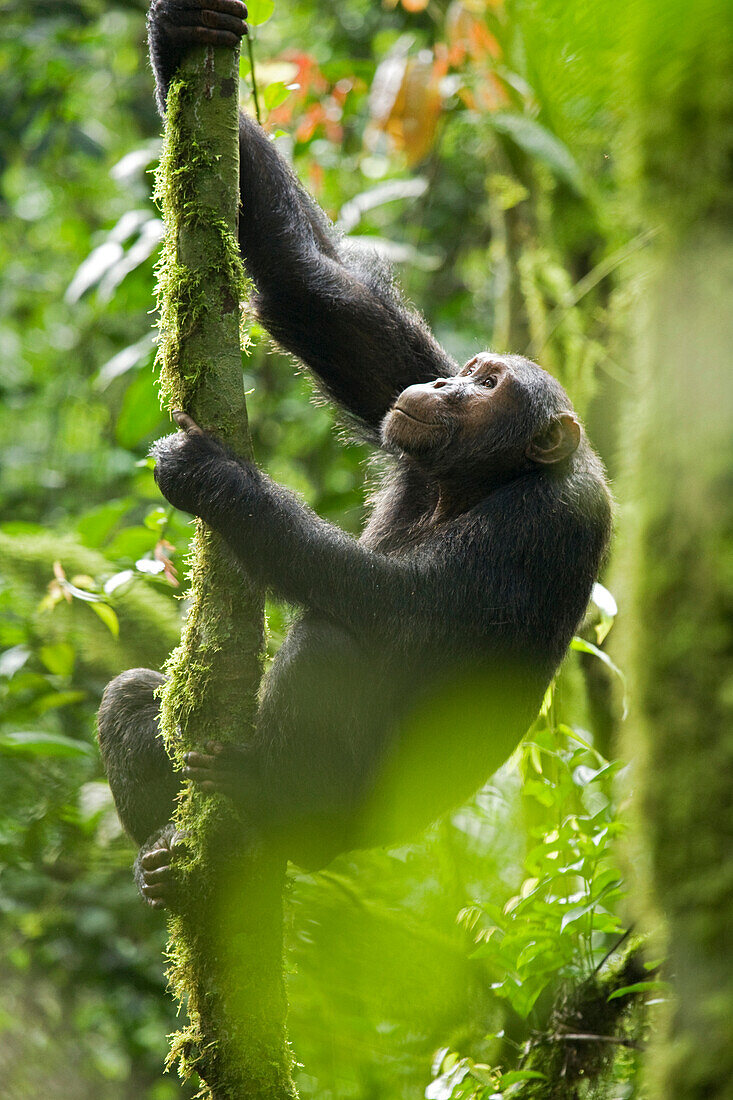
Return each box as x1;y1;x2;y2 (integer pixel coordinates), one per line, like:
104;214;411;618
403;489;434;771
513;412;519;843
0;0;730;1097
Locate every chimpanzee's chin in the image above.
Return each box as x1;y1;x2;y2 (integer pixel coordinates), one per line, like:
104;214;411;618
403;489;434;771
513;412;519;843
381;408;443;458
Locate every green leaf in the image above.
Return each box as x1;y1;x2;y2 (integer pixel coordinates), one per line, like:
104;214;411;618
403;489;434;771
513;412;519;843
103;570;136;596
570;637;628;716
572;763;601;786
0;645;31;678
0;731;93;758
35;690;87;713
560;901;593;932
264;81;293;111
468;1063;495;1087
59;580;102;603
558;725;600;757
469;928;501;958
592;868;622;895
504;979;547;1019
76;498;132;548
105;526;157;560
591;581;617;643
246;0;274;25
90;602;119;638
116;367;166;448
523;778;556;807
144;506;169;532
498;1070;547;1086
608;980;668;1001
38;642;75;677
490;112;583;192
570;636;623;678
590;911;623;935
516;939;555;969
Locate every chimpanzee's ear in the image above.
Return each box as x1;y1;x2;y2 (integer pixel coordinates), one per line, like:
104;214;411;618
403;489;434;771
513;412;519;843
526;414;581;465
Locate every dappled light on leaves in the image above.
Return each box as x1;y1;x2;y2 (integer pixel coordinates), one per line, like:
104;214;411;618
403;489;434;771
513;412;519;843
368;51;443;164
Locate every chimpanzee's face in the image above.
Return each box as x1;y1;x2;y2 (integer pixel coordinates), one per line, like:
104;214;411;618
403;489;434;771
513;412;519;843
381;353;528;474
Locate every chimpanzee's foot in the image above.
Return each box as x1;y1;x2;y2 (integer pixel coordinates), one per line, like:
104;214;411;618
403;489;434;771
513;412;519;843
139;829;188;910
183;741;257;801
153;0;248;49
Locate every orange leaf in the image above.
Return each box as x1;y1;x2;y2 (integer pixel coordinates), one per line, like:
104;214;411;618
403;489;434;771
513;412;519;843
369;53;442;164
446;1;502;61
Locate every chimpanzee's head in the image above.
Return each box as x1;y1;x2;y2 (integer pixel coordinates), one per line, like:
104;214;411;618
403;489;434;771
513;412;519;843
381;353;581;483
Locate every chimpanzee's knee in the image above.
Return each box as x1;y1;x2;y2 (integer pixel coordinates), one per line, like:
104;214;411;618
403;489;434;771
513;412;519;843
98;668;180;845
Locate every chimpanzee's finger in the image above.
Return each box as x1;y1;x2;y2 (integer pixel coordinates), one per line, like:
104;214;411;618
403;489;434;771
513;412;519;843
172;8;246;35
142;882;169;899
166;24;245;46
142;866;173;884
172;410;204;434
141;847;172;870
174;0;247;15
184;751;217;769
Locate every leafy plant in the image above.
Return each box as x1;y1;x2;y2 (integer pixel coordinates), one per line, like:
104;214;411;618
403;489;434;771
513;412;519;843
425;593;653;1099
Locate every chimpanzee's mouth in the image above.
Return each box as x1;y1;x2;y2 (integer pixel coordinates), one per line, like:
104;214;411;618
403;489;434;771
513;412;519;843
394;407;440;427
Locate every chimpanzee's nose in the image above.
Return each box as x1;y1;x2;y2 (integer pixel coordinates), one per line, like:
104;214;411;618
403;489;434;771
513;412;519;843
432;378;450;388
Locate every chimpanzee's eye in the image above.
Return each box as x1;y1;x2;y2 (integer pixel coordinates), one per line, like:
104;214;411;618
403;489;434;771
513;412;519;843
482;375;498;389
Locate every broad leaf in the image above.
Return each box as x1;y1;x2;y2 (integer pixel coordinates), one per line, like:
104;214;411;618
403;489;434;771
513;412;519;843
0;731;93;758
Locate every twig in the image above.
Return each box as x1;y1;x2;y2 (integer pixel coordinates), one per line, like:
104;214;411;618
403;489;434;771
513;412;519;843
247;33;261;125
594;926;633;975
556;1032;640;1049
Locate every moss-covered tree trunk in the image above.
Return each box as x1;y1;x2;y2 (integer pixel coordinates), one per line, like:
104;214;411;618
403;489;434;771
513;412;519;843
153;42;298;1100
618;0;733;1094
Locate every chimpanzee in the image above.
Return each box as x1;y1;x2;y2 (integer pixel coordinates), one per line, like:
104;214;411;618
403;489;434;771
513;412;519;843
97;0;612;907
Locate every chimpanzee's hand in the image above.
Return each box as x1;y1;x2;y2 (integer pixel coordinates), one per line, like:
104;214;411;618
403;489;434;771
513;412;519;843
152;411;249;520
183;740;262;808
150;0;248;52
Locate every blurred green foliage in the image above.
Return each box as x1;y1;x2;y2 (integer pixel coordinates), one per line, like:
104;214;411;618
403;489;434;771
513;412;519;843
0;0;681;1095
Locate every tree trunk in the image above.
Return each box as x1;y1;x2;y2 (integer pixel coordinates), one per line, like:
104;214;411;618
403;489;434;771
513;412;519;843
619;0;733;1094
153;42;298;1100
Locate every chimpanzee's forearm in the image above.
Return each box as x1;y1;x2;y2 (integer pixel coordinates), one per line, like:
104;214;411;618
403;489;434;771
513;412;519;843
222;475;423;626
153;426;422;624
235;114;455;433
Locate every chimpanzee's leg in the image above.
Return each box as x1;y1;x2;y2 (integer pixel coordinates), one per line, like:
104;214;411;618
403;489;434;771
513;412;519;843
97;668;181;847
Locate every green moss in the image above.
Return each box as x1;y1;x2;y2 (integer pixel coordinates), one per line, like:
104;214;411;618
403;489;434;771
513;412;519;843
153;79;248;415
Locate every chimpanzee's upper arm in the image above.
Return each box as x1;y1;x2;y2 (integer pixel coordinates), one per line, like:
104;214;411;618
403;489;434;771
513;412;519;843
253;242;456;438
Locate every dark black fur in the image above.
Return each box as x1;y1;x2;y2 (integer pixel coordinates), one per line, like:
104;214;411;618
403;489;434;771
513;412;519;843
98;0;612;887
